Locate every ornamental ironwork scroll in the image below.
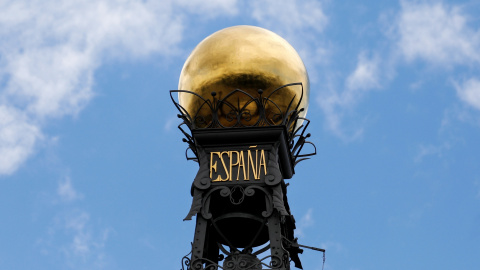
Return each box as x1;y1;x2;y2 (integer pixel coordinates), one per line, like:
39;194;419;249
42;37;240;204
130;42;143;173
171;83;324;270
170;83;316;166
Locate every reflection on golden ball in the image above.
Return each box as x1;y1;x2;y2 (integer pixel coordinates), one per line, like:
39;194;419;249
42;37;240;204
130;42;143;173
178;25;309;127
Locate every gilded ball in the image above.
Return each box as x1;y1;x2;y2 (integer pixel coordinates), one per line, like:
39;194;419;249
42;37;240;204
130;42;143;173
178;25;309;127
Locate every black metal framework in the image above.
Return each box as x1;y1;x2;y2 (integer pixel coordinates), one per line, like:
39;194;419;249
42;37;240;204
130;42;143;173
169;83;316;168
171;84;323;270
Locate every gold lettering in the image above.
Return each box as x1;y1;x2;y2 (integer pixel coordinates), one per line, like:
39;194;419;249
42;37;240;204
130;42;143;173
211;148;267;182
237;150;246;180
212;151;230;182
220;151;230;181
258;149;267;178
229;151;240;181
247;149;258;180
210;152;219;179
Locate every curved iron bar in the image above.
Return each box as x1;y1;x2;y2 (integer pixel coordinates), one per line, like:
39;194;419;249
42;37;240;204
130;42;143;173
242;216;268;252
186;254;288;270
170;85;300;130
218;243;231;256
200;186;231;220
256;255;286;269
252;244;271;257
181;250;193;270
189;258;221;270
196;181;275;220
243;186;273;218
217;89;262;128
195;185;275;255
170;84;316;166
210;216;239;254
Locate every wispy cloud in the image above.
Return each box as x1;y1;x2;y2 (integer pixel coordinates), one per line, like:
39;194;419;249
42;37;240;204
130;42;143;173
59;210;111;269
393;1;480;112
317;52;381;141
346;53;381;91
454;78;480;111
395;0;480;65
250;1;386;141
38;177;110;269
296;208;314;238
317;0;480;140
414;142;451;163
383;0;480;131
0;0;239;176
0;105;41;174
57;177;83;202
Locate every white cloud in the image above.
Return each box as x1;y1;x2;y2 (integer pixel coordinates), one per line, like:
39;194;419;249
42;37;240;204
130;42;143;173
0;0;239;176
36;177;111;268
454;78;480;111
377;1;480;135
57;177;83;202
0;105;41;174
249;0;380;141
38;209;110;268
65;211;91;256
395;1;480;65
317;52;380;140
296;208;314;238
61;211;110;268
346;53;381;91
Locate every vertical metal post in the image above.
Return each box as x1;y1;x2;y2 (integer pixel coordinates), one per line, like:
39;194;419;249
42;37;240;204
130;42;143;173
191;215;208;269
267;210;289;270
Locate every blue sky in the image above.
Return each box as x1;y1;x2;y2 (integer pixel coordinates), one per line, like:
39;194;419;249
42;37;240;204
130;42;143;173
1;0;480;269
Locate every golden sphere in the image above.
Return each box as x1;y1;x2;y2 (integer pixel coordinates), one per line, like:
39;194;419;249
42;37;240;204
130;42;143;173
178;25;309;128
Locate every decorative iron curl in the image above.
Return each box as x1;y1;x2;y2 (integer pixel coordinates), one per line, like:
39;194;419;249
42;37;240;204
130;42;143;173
189;258;221;270
243;186;274;217
199;185;274;219
182;254;288;270
257;255;286;269
170;83;303;130
181;251;192;270
170;83;316;166
201;186;231;220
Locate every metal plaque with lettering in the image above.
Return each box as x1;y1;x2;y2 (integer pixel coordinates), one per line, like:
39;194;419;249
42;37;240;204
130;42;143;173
209;145;268;183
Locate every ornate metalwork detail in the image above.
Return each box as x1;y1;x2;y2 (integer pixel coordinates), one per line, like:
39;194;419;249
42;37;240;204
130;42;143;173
264;146;288;216
193;146;212;190
171;83;303;130
265;146;282;187
184;146;211;221
181;251;192;270
199;186;274;220
184;189;203;221
200;186;230;220
172;83;323;270
170;84;316;166
181;253;288;270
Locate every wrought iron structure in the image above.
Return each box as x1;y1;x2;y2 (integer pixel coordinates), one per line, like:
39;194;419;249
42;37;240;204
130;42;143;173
171;84;324;270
